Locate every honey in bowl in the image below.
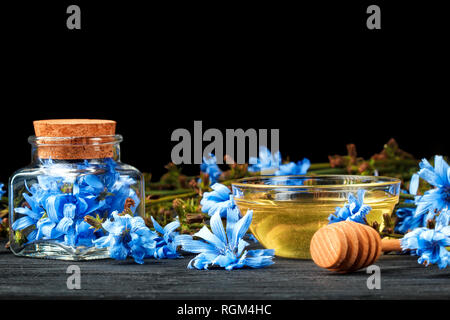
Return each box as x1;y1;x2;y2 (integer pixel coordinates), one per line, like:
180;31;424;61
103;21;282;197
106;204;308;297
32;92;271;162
232;175;401;259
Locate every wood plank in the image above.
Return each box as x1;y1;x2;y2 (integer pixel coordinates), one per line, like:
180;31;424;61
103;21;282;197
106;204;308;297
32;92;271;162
0;241;449;299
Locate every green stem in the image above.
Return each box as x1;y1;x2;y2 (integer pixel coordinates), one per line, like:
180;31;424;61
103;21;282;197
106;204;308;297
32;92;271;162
375;165;398;172
147;192;198;205
397;202;416;208
308;168;348;174
147;182;175;189
400;193;415;200
373;159;418;166
380;232;404;239
308;163;332;170
146;189;193;197
0;209;8;219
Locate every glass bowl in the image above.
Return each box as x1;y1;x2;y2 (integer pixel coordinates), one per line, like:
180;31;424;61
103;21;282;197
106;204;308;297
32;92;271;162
232;175;401;259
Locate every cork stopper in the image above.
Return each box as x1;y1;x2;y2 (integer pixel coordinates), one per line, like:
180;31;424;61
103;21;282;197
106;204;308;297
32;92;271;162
33;119;117;160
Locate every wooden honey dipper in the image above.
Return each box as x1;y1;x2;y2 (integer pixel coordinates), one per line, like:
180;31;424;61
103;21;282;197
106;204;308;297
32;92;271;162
310;221;402;273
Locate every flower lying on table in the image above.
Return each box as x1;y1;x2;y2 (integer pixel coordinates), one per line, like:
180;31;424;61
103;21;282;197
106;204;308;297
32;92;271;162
328;189;372;225
151;216;192;259
200;182;258;243
93;211;157;264
401;213;450;269
92;212;192;264
179;209;275;270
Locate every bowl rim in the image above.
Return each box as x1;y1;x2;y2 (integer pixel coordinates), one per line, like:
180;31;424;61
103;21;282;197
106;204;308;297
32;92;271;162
231;174;401;189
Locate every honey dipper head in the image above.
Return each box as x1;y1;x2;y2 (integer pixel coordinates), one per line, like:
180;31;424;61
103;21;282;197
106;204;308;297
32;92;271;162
310;221;382;273
310;223;348;269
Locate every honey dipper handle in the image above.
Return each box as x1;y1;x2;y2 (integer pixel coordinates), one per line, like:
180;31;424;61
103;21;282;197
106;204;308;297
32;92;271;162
381;238;402;252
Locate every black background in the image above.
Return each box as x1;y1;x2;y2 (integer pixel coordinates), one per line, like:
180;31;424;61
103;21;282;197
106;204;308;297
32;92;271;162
1;1;448;184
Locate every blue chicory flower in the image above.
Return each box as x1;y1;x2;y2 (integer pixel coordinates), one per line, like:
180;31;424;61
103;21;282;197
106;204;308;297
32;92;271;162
180;209;274;270
93;211;158;264
275;158;311;176
401;224;450;269
248;147;310;176
394;203;424;234
0;183;5;198
328;189;372;224
200;183;239;218
435;208;450;229
11;158;140;248
151;216;192;259
248;147;282;174
200;183;259;243
246;233;259;243
394;190;424;234
200;154;222;185
409;155;450;223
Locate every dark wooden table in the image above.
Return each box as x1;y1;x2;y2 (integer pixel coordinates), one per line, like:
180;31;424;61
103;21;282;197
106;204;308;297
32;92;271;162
0;240;449;300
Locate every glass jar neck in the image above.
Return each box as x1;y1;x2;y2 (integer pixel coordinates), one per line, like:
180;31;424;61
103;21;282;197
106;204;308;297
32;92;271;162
28;135;122;164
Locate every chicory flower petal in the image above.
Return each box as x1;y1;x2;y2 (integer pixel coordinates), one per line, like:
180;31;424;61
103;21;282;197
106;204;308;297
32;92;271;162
181;210;274;270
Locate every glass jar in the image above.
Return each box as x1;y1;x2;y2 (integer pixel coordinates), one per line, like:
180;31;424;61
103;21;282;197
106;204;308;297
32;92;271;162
8;120;144;260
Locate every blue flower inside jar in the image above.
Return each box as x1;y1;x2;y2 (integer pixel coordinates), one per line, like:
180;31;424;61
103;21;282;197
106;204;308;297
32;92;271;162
8;119;144;260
